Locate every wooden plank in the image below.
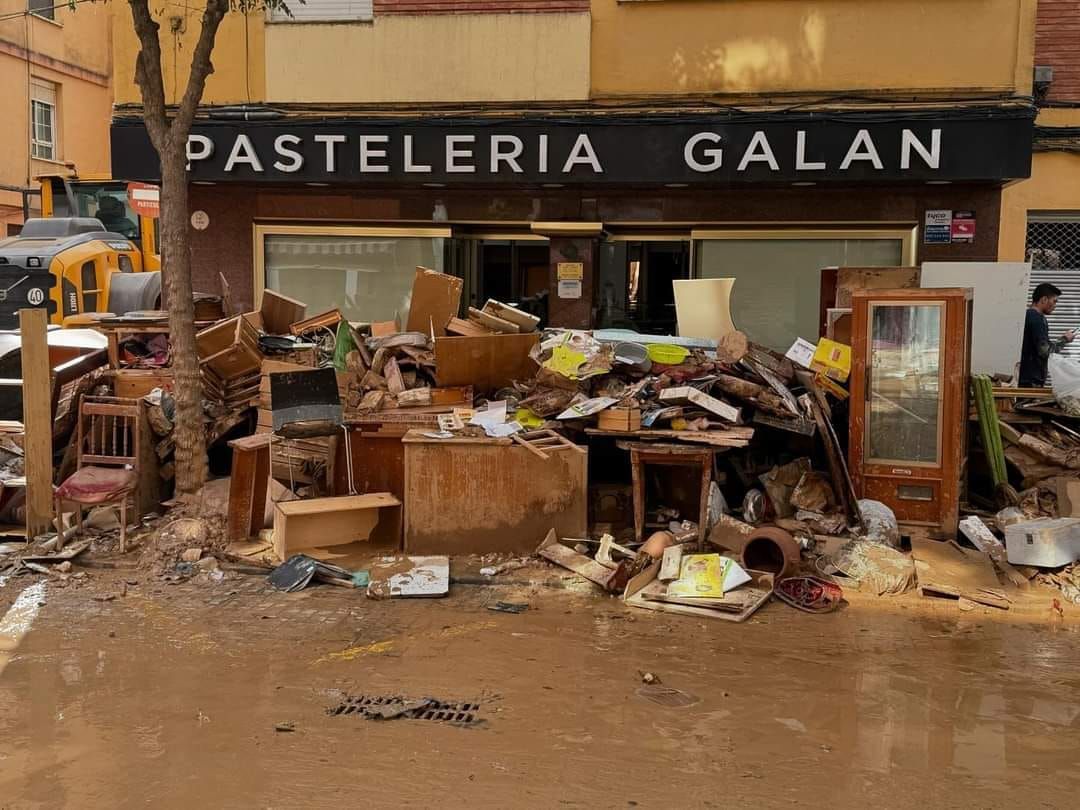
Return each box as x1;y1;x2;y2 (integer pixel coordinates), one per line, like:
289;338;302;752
481;299;540;332
467;307;520;334
260;290;308;335
433;333;539;393
658;386;741;423
288;308;343;336
406;267;462;337
446;316;493;337
835;266;920;308
20;309;52;537
384;356;406;395
273;493;401;560
276;492;400;516
536;529;623;590
911;535;1011;609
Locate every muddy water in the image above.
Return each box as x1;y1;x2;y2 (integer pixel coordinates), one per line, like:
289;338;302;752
0;574;1079;809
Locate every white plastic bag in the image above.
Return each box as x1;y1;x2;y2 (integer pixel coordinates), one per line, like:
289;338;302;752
1050;354;1080;416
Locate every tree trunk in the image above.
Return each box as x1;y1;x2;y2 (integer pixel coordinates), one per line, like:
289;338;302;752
159;145;207;494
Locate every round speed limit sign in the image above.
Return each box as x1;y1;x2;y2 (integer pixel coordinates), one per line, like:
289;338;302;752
26;288;45;306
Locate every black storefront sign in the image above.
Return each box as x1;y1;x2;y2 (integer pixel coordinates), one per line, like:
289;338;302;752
110;109;1033;186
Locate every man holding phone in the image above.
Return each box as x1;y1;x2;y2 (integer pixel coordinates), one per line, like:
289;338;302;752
1020;282;1076;386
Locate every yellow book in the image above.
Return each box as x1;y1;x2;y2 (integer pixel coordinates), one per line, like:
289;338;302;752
666;554;747;598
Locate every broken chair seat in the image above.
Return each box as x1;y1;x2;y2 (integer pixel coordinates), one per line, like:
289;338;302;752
56;466;137;504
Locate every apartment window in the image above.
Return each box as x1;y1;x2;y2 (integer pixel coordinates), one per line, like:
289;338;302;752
28;0;54;21
30;80;57;161
269;0;372;23
254;225;450;324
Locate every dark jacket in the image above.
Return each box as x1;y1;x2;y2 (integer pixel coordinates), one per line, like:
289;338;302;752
1020;307;1065;386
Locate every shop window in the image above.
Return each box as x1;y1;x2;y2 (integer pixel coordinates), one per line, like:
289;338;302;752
269;0;372;22
30;80;58;161
1027;215;1080;360
255;225;452;324
693;230;912;351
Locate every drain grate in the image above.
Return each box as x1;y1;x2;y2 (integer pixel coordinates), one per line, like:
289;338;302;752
328;694;484;725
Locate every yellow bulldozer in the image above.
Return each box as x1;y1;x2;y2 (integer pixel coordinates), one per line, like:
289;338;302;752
0;173;162;330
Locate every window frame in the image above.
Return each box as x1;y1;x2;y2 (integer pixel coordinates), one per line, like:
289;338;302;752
267;0;374;24
30;79;59;162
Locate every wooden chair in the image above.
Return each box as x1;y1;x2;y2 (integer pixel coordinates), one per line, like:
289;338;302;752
54;396;141;551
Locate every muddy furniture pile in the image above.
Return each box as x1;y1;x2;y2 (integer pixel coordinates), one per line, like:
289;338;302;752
965;375;1080;604
8;263;1077;623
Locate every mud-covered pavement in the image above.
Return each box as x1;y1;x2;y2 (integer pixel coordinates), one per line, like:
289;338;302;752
1;568;1080;809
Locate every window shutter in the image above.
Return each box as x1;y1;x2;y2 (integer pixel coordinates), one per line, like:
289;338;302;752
270;0;373;22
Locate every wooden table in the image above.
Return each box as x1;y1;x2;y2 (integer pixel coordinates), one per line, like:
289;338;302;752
618;441;721;547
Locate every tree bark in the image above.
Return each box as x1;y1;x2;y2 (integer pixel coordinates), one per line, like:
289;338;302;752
127;0;227;495
159;147;207;493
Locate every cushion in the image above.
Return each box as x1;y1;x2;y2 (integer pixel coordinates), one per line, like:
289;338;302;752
56;466;137;504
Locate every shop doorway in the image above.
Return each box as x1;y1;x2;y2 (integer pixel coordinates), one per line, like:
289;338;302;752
451;237;551;325
595;239;691;334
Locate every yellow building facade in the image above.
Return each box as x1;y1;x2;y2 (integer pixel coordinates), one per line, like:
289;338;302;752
108;0;1040;337
0;0;113;233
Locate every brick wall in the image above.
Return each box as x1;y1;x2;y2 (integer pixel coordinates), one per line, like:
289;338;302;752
1038;0;1080;101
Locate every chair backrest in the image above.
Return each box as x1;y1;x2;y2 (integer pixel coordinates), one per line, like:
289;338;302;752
77;395;140;469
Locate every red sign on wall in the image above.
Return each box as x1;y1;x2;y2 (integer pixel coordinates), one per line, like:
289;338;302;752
126;181;160;219
951;210;975;243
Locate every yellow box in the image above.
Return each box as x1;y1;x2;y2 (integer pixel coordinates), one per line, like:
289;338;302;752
810;338;851;383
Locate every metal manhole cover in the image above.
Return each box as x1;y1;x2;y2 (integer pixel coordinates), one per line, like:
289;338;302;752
328;694;484;726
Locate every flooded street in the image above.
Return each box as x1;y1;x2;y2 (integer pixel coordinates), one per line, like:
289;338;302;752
1;572;1079;809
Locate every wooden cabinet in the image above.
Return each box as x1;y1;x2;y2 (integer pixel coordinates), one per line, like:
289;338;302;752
848;287;972;537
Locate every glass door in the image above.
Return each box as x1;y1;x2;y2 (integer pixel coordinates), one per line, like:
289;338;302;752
865;301;945;466
595;239;691;334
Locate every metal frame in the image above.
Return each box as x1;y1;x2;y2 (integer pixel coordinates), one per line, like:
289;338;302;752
689;226;918;268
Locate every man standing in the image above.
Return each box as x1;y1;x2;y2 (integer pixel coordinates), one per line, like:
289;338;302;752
1020;282;1076;386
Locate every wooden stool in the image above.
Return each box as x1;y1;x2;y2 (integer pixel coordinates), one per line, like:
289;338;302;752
624;442;720;547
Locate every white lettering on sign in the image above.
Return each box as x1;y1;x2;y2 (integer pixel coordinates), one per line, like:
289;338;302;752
273;134;304;173
403;135;431;173
901;128;941;170
445;135;476;173
839;129;884;170
561;134;603;173
490;135;524;173
684;132;723;172
182;127;952;179
314;134;346;172
224;134;263;172
737;131;780;172
795;130;826;171
185;134;213;169
359;135;390;173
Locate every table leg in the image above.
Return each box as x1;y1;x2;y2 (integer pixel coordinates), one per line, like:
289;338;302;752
698;456;712;551
631;449;645;543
